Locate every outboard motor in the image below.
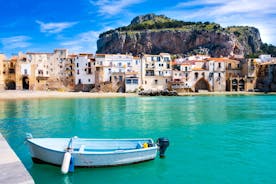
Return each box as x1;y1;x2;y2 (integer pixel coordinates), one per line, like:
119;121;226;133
157;137;170;158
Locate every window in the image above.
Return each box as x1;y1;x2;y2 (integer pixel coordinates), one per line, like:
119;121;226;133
228;63;231;69
77;63;79;68
38;70;43;75
88;79;91;82
195;72;198;79
155;79;158;84
24;69;28;75
133;79;138;84
157;57;160;61
185;73;188;78
185;67;188;71
218;73;221;78
126;79;131;84
209;73;213;78
78;79;81;84
218;63;221;68
164;57;169;62
119;76;123;82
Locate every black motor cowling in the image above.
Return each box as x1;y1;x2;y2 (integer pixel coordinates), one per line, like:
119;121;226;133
157;137;170;158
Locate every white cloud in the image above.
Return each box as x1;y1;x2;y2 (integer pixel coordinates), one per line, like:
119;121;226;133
1;35;31;50
174;0;276;18
61;31;100;53
36;20;78;34
91;0;145;16
163;0;276;45
176;0;223;8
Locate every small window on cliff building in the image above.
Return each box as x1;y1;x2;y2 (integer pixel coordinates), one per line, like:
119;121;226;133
195;72;198;79
228;63;231;69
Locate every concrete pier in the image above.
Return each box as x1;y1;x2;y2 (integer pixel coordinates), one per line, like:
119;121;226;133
0;133;34;184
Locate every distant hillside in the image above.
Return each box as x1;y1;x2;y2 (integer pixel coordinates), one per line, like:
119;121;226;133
97;14;275;57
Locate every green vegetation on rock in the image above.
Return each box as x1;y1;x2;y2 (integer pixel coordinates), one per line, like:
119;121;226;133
99;14;221;38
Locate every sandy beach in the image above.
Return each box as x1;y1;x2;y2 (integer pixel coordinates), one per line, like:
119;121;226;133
0;90;138;100
0;90;273;100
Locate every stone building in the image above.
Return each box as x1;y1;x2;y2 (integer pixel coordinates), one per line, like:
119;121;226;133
171;57;244;92
141;53;172;91
0;54;7;90
0;55;17;90
256;59;276;92
94;54;140;92
74;53;95;91
224;58;244;91
125;56;141;92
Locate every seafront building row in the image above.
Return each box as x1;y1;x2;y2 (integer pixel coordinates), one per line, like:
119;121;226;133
0;49;276;93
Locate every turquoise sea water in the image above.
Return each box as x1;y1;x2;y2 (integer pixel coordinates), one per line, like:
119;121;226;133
1;95;276;184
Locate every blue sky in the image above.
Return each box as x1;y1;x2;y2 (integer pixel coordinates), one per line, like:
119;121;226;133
1;0;276;56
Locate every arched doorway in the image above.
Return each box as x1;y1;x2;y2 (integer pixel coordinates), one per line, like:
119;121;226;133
5;80;16;90
226;79;231;91
22;76;29;90
239;79;245;91
232;79;238;91
195;78;210;92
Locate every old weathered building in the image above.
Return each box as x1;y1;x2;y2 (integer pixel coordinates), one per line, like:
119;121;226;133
141;53;172;91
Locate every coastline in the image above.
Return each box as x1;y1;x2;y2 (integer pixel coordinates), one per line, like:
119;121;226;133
0;90;274;100
0;90;138;100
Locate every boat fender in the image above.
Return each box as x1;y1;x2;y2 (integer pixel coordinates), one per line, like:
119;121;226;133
143;142;148;148
69;155;75;173
61;152;71;174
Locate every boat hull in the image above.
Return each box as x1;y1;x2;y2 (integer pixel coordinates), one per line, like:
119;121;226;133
26;138;158;167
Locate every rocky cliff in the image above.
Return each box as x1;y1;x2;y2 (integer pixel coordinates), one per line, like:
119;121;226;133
97;14;263;57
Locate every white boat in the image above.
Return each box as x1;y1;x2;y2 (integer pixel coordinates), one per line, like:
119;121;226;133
25;134;169;173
